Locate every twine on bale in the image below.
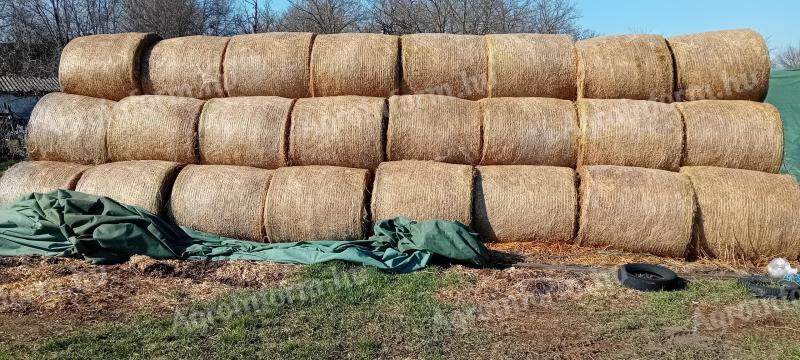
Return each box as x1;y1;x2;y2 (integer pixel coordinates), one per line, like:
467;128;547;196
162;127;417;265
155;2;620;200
576;34;673;102
577;165;695;258
289;96;385;169
668;29;770;101
473;166;576;243
264;166;370;242
480;97;578;167
400;34;488;100
224;32;314;98
310;33;399;97
199;96;294;169
371;160;474;225
170;165;272;242
108;95;204;164
486;34;577;99
59;32;160;101
75;160;181;215
0;161;89;205
681;166;800;261
26;93;115;165
676;100;783;173
141;35;229;99
577;99;683;171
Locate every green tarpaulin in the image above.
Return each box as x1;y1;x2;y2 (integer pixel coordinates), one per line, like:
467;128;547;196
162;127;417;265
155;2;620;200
767;69;800;181
0;190;490;273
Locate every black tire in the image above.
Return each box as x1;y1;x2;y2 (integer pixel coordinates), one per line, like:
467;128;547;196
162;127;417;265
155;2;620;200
738;276;784;299
617;263;680;292
786;288;800;301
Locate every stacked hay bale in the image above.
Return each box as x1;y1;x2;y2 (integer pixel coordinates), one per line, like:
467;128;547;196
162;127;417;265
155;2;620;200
0;161;89;205
311;33;399;97
486;34;576;99
76;161;181;215
401;34;487;100
141;35;229;99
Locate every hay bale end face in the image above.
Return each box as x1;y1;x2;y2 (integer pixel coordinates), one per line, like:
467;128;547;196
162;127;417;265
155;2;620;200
311;33;399;97
480;97;578;166
108;95;204;164
170;165;272;242
668;29;770;101
265;166;370;242
224;32;313;98
75;160;181;215
401;34;488;100
387;94;481;165
0;161;89;205
289;96;385;169
676;100;783;173
486;34;576;99
200;96;293;169
577;99;683;171
473;166;576;243
141;35;229;99
371;160;473;225
576;34;673;101
681;166;800;261
577;165;695;258
59;33;160;101
27;93;115;165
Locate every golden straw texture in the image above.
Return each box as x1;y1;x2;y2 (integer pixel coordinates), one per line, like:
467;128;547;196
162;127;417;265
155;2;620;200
577;165;695;258
676;100;783;173
681;166;800;261
170;165;272;242
576;34;673;102
400;34;488;100
289;96;385;169
486;34;576;99
141;35;229;99
0;161;89;205
668;29;770;101
371;160;473;224
265;166;369;242
27;92;115;165
75;160;181;215
311;33;399;97
59;33;160;100
224;32;313;98
387;94;481;165
199;96;293;169
108;95;204;163
473;166;576;243
577;99;683;170
480;97;578;166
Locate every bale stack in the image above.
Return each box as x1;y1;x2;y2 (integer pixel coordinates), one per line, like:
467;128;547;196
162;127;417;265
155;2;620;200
265;166;370;242
26;92;115;165
0;161;89;205
311;33;399;97
486;34;576;99
289;96;385;169
141;35;229;99
75;160;182;215
577;165;695;258
401;34;488;100
473;166;577;243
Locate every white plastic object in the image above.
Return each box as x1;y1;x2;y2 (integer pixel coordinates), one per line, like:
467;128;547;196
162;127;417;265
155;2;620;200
768;258;798;278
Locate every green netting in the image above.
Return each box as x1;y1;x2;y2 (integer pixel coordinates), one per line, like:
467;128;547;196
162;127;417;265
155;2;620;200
766;69;800;181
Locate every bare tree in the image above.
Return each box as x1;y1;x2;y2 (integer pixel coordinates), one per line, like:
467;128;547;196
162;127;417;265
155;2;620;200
237;0;278;33
279;0;368;33
775;43;800;70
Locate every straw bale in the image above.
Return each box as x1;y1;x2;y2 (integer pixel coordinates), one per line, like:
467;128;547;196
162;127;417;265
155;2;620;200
486;34;576;99
75;160;180;215
400;34;487;100
0;161;89;205
141;35;229;99
310;33;399;97
224;32;313;98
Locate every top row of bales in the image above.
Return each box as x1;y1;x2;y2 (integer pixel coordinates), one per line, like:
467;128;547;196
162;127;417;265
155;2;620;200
58;29;770;102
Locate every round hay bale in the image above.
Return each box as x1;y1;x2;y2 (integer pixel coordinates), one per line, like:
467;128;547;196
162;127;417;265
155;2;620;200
473;166;576;243
108;95;204;163
141;35;229;99
387;94;481;165
486;34;576;99
676;100;783;173
577;99;683;171
170;165;272;242
668;29;770;101
311;33;399;97
199;96;293;169
289;96;385;169
681;166;800;261
480;97;578;166
27;93;115;165
577;165;695;258
576;34;673;102
371;160;473;224
75;160;181;215
224;32;313;98
400;34;487;100
0;161;89;205
59;33;160;100
264;166;369;242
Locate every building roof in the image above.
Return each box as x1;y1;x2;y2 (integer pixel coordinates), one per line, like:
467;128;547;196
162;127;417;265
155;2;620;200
0;76;60;95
